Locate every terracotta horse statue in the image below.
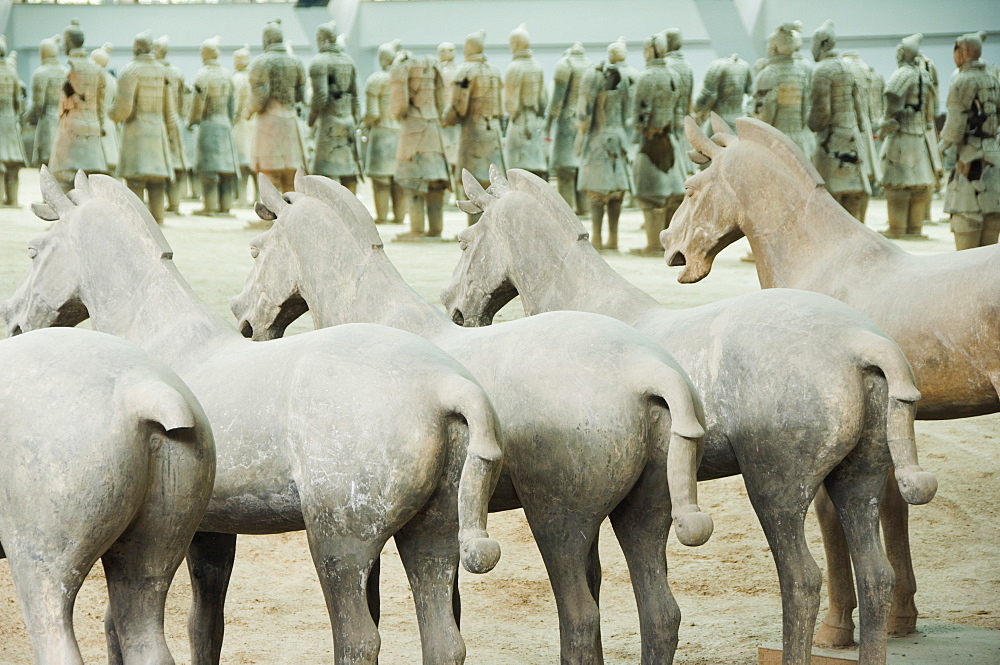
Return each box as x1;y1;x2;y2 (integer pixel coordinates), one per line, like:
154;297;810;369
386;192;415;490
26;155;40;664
662;113;1000;643
440;165;938;665
1;168;505;665
231;172;713;665
0;328;214;665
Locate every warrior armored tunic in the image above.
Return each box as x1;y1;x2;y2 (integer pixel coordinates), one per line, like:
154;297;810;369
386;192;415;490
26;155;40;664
232;66;253;170
248;45;307;174
546;49;591;173
363;68;399;180
159;57;186;173
694;54;752;129
309;43;361;179
809;51;868;196
576;62;631;196
503;49;548;174
189;59;238;176
633;57;685;205
444;54;504;184
109;53;174;179
436;57;459;168
48;48;107;180
27;57;66;166
941;60;1000;231
390;54;450;192
0;57;25;167
879;62;936;189
753;54;812;156
98;68;119;171
664;49;695;173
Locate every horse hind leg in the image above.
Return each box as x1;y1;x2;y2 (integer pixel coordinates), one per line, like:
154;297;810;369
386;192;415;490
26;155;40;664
394;488;466;665
813;484;858;648
608;457;680;665
881;473;918;636
185;532;238;665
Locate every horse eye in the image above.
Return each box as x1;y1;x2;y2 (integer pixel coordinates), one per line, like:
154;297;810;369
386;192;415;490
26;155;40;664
27;247;37;259
459;240;469;251
684;187;695;198
250;246;260;259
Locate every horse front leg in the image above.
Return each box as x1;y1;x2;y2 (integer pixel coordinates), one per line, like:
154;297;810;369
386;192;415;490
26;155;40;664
186;532;238;665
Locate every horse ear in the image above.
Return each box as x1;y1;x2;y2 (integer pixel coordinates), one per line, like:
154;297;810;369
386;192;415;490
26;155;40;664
293;167;306;193
39;165;74;218
487;164;509;196
255;201;277;221
687;150;710;165
257;172;288;215
32;202;59;221
457;199;482;214
462;169;493;211
709;112;733;136
685;116;721;161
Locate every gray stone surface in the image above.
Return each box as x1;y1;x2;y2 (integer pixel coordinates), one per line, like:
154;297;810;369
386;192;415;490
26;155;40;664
0;327;214;665
1;167;504;665
445;165;937;665
231;170;714;665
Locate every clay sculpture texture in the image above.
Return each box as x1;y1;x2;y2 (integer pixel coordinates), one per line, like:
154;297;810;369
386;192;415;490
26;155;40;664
231;44;254;204
2;168;505;665
26;37;65;167
752;22;812;157
442;165;936;665
153;35;187;214
693;53;753;130
664;113;1000;645
89;43;119;174
545;42;591;213
362;40;404;224
436;42;460;184
503;24;548;178
231;171;714;665
0;37;26;206
0;327;215;665
663;29;695;176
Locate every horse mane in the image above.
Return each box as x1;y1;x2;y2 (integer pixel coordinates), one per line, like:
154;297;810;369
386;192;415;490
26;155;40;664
294;174;385;249
733;117;825;189
35;167;173;260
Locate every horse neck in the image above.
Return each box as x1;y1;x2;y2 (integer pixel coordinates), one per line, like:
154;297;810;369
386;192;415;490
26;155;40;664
505;210;660;324
737;175;893;289
78;226;238;363
297;234;454;338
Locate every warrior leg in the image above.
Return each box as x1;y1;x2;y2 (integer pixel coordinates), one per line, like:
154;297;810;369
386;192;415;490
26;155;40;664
400;188;426;238
166;170;182;213
588;192;605;250
127;179;147;205
219;174;235;214
197;173;220;215
605;193;622;250
389;178;406;223
638;198;663;255
340;176;358;195
883;188;909;237
556;168;577;211
4;166;19;205
426;183;445;238
372;178;391;224
981;212;1000;247
663;194;684;230
856;191;870;224
906;187;930;236
147;179;167;226
279;170;296;194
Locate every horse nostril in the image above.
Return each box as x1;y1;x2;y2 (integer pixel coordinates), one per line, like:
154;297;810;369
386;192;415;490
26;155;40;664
239;320;253;338
668;251;687;267
451;309;465;326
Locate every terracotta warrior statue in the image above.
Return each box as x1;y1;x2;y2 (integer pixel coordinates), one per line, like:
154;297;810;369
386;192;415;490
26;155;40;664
939;31;1000;250
752;21;812;156
390;47;450;238
90;43;119;175
187;36;238;216
808;20;870;222
108;30;176;225
153;36;187;214
841;49;883;202
663;29;695;175
0;37;25;206
248;20;307;193
26;36;65;167
231;44;254;205
877;33;937;239
546;42;591;214
503;23;548;179
308;21;362;193
633;31;685;255
443;29;504;226
48;21;107;194
576;38;632;251
693;53;752;130
362;39;404;224
436;41;460;188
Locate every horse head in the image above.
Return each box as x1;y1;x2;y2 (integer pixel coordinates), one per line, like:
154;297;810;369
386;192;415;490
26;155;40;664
661;114;824;283
1;168;170;336
441;165;585;326
232;170;382;339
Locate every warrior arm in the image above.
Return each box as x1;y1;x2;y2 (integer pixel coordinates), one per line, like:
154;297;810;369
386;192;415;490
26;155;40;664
546;64;570;132
295;61;307;105
362;76;380;130
752;75;778;125
807;63;832;133
107;65;135;124
693;61;722;122
187;77;206;128
503;65;521;122
27;72;44;124
162;75;178;138
95;66;106;131
387;59;409;124
246;61;269;118
308;60;328;128
939;77;973;147
349;66;361;123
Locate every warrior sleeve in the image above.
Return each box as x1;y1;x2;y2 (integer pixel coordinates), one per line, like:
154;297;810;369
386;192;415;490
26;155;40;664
95;65;106;130
939;75;972;146
107;64;135;124
162;75;178;139
388;59;408;124
27;72;43;124
433;62;446;118
694;60;722;120
752;70;777;125
350;65;361;123
808;62;832;133
503;64;522;122
442;64;470;127
295;61;307;105
187;73;205;127
308;59;327;128
546;61;570;133
576;67;598;135
362;75;379;130
247;60;268;117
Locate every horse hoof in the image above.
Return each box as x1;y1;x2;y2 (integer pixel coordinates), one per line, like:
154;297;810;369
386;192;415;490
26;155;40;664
888;614;918;636
897;470;937;505
674;511;714;547
461;537;501;574
814;620;856;648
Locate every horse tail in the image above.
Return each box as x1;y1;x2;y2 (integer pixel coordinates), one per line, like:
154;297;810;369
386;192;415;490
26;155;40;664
634;358;714;547
438;375;504;574
852;331;937;505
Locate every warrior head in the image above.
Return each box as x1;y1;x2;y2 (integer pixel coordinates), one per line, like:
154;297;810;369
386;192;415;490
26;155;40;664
769;21;803;57
316;21;338;51
665;28;683;53
39;36;59;62
607;37;627;65
201;36;221;64
0;37;7;59
953;31;984;68
233;44;250;72
437;41;455;64
643;32;668;63
896;33;921;65
153;35;169;61
464;29;486;59
566;41;585;58
90;43;112;68
262;20;284;50
133;30;153;58
379;39;401;70
811;19;836;62
63;19;85;54
509;23;530;54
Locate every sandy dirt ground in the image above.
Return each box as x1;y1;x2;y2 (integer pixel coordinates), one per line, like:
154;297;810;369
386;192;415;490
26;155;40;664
0;170;997;664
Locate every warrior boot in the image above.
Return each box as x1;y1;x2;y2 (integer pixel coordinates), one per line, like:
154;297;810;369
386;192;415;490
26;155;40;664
906;187;931;236
426;187;445;237
372;179;391;224
605;195;622;250
147;180;167;225
953;230;981;251
397;190;426;239
166;171;183;213
590;197;605;250
341;176;358;195
4;169;18;206
983;213;1000;246
196;175;220;215
390;179;406;223
883;188;910;238
664;194;684;229
219;174;235;215
638;207;665;255
556;170;577;211
836;192;868;223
